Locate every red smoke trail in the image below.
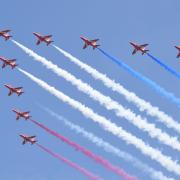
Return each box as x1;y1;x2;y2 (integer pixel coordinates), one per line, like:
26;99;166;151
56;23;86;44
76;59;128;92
31;119;136;180
36;143;100;180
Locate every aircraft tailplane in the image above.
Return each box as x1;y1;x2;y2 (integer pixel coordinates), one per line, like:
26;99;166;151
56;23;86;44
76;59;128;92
93;45;100;50
5;36;12;41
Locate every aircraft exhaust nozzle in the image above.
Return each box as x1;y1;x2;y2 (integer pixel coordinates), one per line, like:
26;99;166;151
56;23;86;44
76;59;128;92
32;140;37;145
5;36;12;41
18;92;24;96
12;64;18;69
47;41;54;46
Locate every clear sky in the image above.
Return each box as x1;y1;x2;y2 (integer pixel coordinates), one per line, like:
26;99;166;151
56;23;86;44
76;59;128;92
0;0;179;180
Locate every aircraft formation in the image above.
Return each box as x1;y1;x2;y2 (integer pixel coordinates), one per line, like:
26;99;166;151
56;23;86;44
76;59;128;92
1;28;180;180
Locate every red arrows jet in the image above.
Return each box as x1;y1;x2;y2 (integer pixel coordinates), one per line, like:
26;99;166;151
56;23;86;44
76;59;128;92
80;36;100;50
33;32;54;46
130;42;149;55
12;109;31;120
0;30;12;41
4;84;24;96
19;134;37;145
175;46;180;58
0;57;18;69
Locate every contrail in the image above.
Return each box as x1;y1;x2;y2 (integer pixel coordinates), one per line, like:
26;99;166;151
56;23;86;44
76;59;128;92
11;40;180;151
98;48;180;106
43;107;174;180
52;45;180;134
18;68;180;175
32;119;135;180
147;53;180;79
36;143;101;180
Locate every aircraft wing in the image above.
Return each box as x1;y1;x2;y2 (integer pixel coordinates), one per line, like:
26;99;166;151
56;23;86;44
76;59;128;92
44;35;52;38
2;63;6;68
10;59;16;62
23;111;30;115
177;52;180;58
91;39;99;42
83;43;87;49
22;140;26;145
2;30;10;33
132;49;137;55
8;91;13;96
140;44;148;48
29;136;36;138
15;87;23;90
36;40;41;45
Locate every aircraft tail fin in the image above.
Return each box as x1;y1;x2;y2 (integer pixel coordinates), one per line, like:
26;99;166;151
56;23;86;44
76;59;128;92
142;50;149;55
26;116;32;120
47;41;54;46
12;64;18;69
31;140;37;145
18;92;24;96
5;36;12;41
93;44;100;50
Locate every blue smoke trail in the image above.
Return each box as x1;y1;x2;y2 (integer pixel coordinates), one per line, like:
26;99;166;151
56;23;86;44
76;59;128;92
98;48;180;106
147;53;180;78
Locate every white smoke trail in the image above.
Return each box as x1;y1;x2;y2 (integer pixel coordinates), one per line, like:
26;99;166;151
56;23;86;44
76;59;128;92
18;67;180;175
42;107;174;180
52;45;180;134
12;40;180;151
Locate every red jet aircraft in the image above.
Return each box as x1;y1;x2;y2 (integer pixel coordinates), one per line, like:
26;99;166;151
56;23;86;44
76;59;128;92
19;134;37;145
4;84;24;96
175;46;180;58
130;42;149;55
12;109;31;120
0;30;12;41
0;57;18;69
33;32;54;46
80;36;100;50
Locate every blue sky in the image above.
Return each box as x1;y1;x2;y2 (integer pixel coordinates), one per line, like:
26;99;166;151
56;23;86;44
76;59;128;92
0;0;180;180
